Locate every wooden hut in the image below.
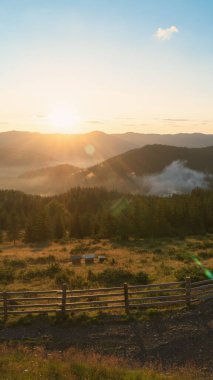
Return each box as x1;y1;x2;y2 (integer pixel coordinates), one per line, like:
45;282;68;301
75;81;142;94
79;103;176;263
98;255;106;263
84;254;96;265
70;255;82;266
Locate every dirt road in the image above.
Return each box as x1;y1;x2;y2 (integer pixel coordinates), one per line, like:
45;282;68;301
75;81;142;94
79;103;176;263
0;300;212;376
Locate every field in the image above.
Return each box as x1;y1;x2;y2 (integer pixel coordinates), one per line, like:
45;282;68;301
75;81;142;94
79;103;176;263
0;234;212;293
0;235;212;379
0;344;209;380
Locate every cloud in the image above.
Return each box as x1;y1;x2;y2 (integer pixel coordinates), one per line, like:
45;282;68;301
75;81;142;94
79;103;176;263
86;120;103;124
136;161;211;196
35;114;45;119
155;25;179;40
163;118;189;122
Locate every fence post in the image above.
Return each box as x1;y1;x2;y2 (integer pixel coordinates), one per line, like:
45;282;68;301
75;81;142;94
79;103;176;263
3;292;8;323
61;283;67;316
185;276;191;307
124;282;129;314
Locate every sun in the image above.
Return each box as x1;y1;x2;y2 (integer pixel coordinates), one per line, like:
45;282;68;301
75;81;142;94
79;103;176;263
47;106;79;134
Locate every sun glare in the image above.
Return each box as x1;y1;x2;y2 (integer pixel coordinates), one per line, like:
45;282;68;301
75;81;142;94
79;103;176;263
47;106;79;134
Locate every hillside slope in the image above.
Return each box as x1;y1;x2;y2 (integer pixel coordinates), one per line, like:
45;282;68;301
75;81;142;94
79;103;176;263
0;130;136;168
17;145;213;195
0;131;213;170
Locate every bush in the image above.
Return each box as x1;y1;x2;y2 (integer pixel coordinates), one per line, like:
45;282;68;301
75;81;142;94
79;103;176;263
0;266;14;284
172;251;192;263
28;255;56;264
198;251;213;259
92;268;149;286
3;258;26;268
22;268;47;281
55;270;72;286
175;265;205;282
22;263;62;281
45;263;61;277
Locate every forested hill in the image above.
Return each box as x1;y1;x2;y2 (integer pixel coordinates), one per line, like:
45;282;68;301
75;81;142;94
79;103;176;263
86;144;213;178
0;187;212;243
20;164;80;179
12;145;213;195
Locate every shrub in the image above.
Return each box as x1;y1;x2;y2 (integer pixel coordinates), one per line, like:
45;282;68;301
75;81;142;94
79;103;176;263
3;258;26;268
22;268;47;281
55;270;72;286
28;255;56;264
22;263;62;281
93;268;149;286
134;271;150;284
198;251;213;259
175;265;205;282
45;263;61;277
154;248;163;254
172;251;192;263
0;266;14;284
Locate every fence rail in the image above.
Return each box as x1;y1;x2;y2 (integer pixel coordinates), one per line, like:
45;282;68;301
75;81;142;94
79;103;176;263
0;277;212;321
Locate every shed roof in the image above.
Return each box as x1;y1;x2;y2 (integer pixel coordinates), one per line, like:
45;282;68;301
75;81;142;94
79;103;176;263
71;255;82;260
84;254;96;259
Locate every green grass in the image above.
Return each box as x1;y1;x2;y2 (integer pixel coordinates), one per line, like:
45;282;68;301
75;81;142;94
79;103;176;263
0;345;205;380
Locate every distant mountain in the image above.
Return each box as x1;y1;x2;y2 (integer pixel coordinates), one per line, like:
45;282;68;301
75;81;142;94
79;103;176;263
20;164;80;179
0;130;136;168
16;145;213;195
0;130;213;170
17;164;81;195
116;132;213;148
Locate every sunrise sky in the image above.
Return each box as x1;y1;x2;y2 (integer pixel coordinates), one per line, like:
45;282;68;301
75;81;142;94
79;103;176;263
0;0;213;134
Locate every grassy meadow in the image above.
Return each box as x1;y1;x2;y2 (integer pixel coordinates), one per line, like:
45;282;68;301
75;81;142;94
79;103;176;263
0;345;206;380
0;234;212;293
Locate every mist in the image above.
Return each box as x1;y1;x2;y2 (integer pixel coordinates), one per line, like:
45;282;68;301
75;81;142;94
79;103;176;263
139;160;212;196
0;159;212;196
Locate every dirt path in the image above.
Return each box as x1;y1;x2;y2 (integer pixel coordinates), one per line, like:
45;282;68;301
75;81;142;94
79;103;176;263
0;300;212;376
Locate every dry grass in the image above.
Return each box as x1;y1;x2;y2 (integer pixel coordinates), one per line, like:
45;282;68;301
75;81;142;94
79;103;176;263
0;344;207;380
0;234;212;292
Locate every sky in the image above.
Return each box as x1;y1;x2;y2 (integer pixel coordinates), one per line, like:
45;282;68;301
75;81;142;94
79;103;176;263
0;0;213;135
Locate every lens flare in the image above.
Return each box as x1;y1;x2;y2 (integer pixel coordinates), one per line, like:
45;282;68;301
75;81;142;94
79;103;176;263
192;256;213;279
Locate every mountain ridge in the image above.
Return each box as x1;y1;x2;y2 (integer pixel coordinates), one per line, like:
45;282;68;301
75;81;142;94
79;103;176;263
0;130;213;169
13;144;213;195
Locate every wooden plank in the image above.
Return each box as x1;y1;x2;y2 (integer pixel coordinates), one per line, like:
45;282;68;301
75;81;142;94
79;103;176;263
66;299;124;307
66;305;126;312
191;283;213;292
66;292;124;300
191;290;213;298
7;303;60;309
3;309;60;315
128;281;184;290
200;294;213;300
191;286;213;294
3;292;8;322
1;290;60;296
124;282;129;314
185;276;191;307
7;296;61;302
67;286;123;294
129;299;186;308
129;294;186;302
191;279;213;287
129;288;186;296
61;283;67;315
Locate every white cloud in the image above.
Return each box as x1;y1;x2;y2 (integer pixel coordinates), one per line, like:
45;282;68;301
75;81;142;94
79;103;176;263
155;25;179;41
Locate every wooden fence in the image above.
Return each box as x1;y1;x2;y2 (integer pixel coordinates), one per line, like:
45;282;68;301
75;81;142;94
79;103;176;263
0;277;212;321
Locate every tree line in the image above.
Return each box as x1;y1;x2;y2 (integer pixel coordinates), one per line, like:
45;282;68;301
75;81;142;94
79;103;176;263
0;187;212;243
